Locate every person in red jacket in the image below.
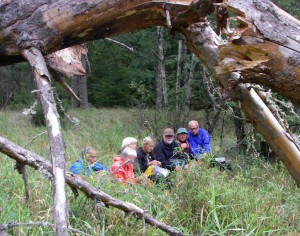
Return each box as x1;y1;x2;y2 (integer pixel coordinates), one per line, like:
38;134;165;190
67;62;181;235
109;147;137;184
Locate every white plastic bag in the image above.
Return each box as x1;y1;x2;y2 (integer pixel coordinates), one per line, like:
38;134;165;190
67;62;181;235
153;166;170;178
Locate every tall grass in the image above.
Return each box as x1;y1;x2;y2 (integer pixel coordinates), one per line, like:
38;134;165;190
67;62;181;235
0;108;299;235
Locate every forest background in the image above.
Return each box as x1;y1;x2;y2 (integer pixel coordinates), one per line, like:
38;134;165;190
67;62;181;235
0;0;300;235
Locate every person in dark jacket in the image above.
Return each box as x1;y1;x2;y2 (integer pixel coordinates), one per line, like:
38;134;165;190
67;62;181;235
135;137;161;174
154;128;180;171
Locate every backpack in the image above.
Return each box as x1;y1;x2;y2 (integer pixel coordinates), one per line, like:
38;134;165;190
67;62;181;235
210;157;232;171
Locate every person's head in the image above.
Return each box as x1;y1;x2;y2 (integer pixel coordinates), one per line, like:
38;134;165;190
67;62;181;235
121;147;137;162
142;136;154;153
188;120;199;135
121;137;138;150
81;146;97;165
162;128;175;144
177;128;188;142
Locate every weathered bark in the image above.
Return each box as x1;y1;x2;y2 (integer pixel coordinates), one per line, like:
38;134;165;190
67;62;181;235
0;136;184;236
180;16;300;186
21;48;68;235
0;0;299;103
0;0;213;65
216;0;300;105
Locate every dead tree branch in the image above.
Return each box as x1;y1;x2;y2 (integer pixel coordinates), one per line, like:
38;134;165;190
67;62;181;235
0;136;184;236
0;222;90;236
21;47;68;236
104;38;134;52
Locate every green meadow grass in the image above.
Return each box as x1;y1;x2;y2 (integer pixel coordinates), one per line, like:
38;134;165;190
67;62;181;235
0;108;299;235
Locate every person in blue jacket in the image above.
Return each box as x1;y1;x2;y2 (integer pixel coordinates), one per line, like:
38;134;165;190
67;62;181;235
187;120;210;159
69;146;108;177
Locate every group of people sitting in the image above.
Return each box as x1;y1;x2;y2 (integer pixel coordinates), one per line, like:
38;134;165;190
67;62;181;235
68;120;210;184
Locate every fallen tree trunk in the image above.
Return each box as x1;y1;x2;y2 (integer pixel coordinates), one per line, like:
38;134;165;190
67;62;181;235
1;0;299;104
180;19;300;187
0;136;184;236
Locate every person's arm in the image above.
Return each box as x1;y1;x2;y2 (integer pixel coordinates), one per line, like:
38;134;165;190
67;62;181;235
91;162;108;172
201;129;211;152
69;160;84;175
187;133;198;157
154;143;168;168
109;164;127;182
137;152;148;173
149;151;161;166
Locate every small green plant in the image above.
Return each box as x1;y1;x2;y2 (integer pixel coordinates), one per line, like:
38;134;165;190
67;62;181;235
22;98;68;127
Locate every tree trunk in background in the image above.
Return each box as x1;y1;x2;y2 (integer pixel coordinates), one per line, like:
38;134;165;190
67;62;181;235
202;65;221;135
233;105;246;152
71;54;89;109
71;76;79;108
156;26;168;110
175;39;183;128
0;66;13;109
182;51;196;126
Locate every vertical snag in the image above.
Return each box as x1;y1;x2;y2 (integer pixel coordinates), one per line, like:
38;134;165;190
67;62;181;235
21;47;69;235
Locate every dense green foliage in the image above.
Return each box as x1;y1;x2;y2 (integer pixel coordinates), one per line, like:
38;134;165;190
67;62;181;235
272;0;300;19
0;109;299;235
87;29;158;107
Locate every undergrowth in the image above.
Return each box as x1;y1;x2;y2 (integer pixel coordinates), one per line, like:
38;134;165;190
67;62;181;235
0;108;299;235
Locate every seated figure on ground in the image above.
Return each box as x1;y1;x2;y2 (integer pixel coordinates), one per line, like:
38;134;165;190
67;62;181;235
187;120;210;160
174;127;192;171
136;136;161;176
154;128;180;171
69;146;108;177
119;136;140;172
120;137;137;152
109;147;137;184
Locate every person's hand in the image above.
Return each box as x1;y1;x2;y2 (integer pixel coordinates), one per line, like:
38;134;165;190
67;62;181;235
150;160;161;166
95;170;106;176
175;165;181;171
183;164;189;172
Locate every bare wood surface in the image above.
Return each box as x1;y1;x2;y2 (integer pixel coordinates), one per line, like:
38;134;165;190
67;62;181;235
21;48;68;236
0;136;184;236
